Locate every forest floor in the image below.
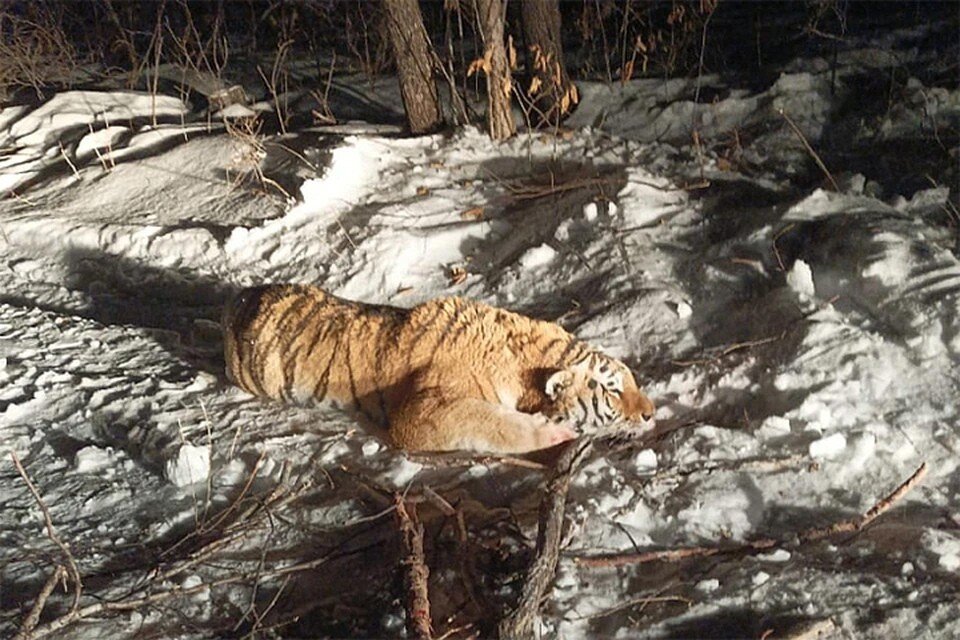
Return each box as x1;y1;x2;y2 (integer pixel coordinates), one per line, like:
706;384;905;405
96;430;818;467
0;10;958;639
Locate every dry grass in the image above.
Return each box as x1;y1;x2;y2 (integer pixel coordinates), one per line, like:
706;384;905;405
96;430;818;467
0;4;82;100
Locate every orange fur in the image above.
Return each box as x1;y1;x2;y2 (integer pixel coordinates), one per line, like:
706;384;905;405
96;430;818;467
223;284;655;453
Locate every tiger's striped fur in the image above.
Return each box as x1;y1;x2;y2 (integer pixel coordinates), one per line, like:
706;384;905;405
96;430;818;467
223;284;655;453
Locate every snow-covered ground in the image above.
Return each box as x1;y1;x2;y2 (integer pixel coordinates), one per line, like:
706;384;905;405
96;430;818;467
1;17;959;640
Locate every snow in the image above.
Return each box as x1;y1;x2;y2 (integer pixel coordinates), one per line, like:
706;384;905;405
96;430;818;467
165;443;212;487
786;259;816;298
808;433;847;460
1;15;959;640
518;243;557;270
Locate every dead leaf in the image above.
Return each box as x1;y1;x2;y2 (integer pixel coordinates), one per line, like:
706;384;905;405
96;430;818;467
461;206;484;220
449;266;467;285
416;186;430;196
467;50;493;77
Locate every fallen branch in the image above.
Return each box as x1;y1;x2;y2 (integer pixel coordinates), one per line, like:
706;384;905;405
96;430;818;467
576;462;928;568
23;541;352;640
778;108;839;192
396;496;433;640
499;436;595;639
10;451;83;614
671;332;787;367
15;565;66;640
581;593;692;621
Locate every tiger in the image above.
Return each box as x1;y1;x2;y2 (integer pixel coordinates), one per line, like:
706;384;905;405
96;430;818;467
223;284;655;454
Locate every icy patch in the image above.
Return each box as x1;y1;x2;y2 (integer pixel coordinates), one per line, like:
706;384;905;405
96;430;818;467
759;416;792;438
388;457;423;487
809;433;846;460
673;301;693;319
924;531;960;572
582;202;599;222
554;219;573;242
76;126;128;161
784;189;898;222
75;445;117;474
518;244;557;270
696;579;720;593
759;549;792;563
787;259;816;298
635;449;658;473
165;444;212;487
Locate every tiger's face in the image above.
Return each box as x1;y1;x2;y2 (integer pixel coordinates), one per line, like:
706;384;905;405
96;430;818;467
543;354;655;434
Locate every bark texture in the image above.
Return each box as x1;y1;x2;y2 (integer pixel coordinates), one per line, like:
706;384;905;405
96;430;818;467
474;0;516;140
383;0;443;134
520;0;578;128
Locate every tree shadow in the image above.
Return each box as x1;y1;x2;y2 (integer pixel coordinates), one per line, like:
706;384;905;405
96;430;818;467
462;155;629;320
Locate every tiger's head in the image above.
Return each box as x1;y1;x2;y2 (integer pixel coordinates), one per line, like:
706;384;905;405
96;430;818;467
543;354;655;434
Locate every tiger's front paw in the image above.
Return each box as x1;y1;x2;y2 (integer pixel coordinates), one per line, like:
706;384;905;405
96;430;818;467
534;423;577;449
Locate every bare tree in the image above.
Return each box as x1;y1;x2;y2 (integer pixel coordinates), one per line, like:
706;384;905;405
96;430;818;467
472;0;516;140
520;0;577;128
382;0;443;134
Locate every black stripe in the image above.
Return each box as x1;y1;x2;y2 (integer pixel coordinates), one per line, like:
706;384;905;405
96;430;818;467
249;289;301;395
371;319;395;427
470;371;487;400
405;304;446;369
576;396;590;420
297;309;350;398
281;299;331;397
428;305;464;361
230;288;271;395
539;337;563;359
375;387;388;427
313;330;345;401
268;296;318;397
345;334;373;421
558;339;583;366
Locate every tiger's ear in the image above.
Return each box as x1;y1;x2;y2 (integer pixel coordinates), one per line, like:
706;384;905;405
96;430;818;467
545;370;574;400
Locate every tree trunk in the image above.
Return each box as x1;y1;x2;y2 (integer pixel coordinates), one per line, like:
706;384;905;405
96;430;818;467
520;0;577;128
474;0;516;140
382;0;443;134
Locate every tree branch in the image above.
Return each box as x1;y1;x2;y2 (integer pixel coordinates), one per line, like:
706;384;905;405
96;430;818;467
576;462;928;568
396;496;433;640
499;436;594;639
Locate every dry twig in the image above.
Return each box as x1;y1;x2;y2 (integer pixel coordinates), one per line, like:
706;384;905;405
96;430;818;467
576;462;928;568
10;451;83;614
15;565;66;640
24;541;350;640
396;496;433;640
778;108;839;192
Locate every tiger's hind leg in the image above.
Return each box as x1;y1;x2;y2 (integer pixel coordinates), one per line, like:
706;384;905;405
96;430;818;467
389;390;576;454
